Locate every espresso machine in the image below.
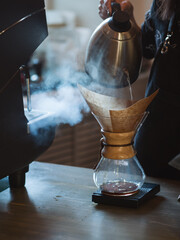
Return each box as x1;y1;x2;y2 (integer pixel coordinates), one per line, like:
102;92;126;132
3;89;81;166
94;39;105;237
0;1;56;188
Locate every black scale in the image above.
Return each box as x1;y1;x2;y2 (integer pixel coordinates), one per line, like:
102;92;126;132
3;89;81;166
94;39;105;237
92;182;160;208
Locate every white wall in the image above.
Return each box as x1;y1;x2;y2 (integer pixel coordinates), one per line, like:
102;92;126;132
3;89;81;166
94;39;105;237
45;0;153;30
45;0;101;30
132;0;153;25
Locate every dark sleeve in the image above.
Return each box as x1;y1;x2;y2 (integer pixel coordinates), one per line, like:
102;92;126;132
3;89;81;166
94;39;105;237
141;3;156;59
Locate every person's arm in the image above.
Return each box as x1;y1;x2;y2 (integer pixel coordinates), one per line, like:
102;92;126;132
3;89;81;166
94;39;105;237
141;8;156;59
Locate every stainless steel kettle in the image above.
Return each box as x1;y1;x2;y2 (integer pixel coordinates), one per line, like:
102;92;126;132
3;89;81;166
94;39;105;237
85;3;142;88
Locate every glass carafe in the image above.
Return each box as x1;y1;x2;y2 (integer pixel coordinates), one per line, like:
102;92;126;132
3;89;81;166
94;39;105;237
93;155;145;196
92;112;147;196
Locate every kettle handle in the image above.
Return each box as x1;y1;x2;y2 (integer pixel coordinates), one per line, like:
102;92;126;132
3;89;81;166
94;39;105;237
111;2;121;15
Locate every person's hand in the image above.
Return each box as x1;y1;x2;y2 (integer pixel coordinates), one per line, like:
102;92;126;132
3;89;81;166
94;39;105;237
98;0;112;20
98;0;134;20
98;0;141;32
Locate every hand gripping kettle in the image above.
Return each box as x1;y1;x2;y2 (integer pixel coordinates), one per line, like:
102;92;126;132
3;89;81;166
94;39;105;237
85;3;142;88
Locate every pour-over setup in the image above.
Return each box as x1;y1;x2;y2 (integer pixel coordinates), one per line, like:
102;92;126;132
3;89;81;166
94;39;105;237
79;3;160;206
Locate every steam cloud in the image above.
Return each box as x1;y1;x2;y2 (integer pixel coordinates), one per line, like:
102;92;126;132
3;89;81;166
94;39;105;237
31;69;90;126
26;28;92;135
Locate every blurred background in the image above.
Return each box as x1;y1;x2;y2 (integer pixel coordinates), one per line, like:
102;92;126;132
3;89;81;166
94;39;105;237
45;0;153;31
28;0;153;168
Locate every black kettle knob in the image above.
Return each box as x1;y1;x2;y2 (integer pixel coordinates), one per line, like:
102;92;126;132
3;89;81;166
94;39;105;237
111;2;121;14
113;10;131;30
109;2;131;32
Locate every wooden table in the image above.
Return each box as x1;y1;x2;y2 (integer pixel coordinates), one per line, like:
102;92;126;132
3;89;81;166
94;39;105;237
0;162;179;240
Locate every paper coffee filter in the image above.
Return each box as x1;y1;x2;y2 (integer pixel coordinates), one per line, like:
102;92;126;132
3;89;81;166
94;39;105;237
85;100;110;117
78;84;132;111
110;113;146;132
110;90;158;118
78;84;159;132
109;89;159;132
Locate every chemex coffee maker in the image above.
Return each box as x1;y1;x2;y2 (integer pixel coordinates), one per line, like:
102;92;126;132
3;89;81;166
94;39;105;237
79;3;160;207
0;0;56;188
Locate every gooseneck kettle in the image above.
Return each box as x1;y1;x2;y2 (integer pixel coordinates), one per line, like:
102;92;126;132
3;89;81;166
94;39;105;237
85;3;142;88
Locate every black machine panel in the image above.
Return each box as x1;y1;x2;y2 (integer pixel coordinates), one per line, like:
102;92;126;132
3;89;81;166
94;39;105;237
0;1;55;185
0;1;48;91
